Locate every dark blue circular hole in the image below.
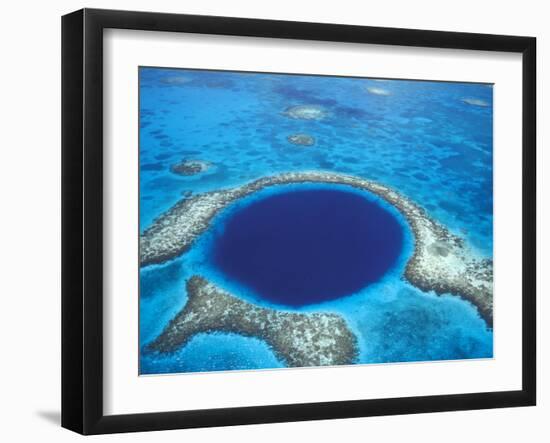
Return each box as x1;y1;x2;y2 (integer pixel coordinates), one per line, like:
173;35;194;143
210;188;404;306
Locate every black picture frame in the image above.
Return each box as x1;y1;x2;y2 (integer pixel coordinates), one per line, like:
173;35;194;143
62;8;537;435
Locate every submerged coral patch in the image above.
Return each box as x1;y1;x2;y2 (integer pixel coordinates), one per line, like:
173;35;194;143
366;87;391;96
287;133;316;146
273;85;338;107
146;276;359;367
203;79;235;89
160;75;192;86
461;98;490;107
170;159;212;176
282;105;328;120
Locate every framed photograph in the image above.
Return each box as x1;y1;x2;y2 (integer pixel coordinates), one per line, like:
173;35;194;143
62;8;536;435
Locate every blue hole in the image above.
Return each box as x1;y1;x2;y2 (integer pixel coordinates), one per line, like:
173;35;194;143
209;188;405;306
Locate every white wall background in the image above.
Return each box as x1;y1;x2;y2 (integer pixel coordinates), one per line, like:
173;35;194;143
0;0;546;441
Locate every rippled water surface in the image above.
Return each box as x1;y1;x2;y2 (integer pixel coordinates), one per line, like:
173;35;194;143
139;67;494;375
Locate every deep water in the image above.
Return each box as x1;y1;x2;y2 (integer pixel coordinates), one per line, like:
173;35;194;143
210;188;403;306
139;67;494;375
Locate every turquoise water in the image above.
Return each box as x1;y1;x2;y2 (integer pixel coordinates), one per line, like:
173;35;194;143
139;67;493;374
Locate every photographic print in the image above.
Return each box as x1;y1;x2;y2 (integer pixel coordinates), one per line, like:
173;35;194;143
138;67;494;375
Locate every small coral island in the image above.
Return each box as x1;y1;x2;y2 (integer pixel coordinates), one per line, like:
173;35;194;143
461;97;490;107
366;86;391;96
282;105;327;120
287;133;316;146
160;75;192;86
170;159;212;176
146;276;358;367
141;171;493;329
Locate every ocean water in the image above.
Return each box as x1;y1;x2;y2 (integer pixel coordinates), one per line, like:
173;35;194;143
139;67;493;374
211;187;404;306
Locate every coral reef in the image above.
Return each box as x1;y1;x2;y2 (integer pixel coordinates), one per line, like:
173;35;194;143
366;87;391;96
461;98;490;107
146;276;358;367
140;171;493;326
170;159;212;176
287;133;316;146
282;105;327;120
160;75;192;85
